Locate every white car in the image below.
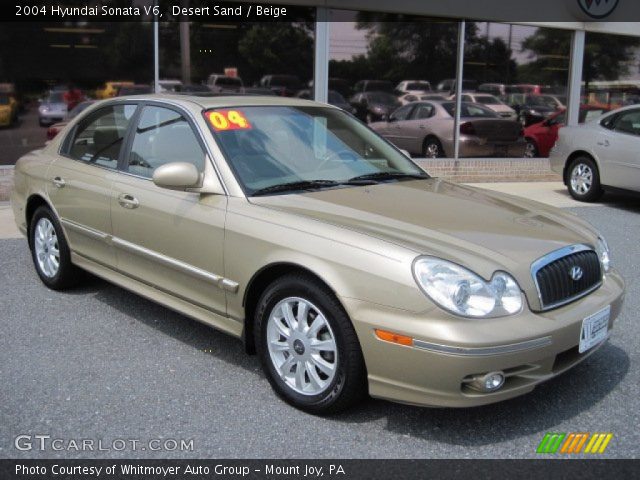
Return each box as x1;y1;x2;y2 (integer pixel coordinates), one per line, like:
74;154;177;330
395;80;432;96
398;93;446;105
448;93;517;120
550;105;640;201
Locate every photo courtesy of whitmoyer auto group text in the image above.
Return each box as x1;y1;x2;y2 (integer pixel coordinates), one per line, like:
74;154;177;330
1;0;640;478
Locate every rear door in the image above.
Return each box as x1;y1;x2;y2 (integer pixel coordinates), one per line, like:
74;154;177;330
110;102;228;316
47;103;138;266
384;104;415;150
598;108;640;191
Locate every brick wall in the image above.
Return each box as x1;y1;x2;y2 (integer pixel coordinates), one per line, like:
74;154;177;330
0;158;561;202
0;167;13;202
415;158;561;183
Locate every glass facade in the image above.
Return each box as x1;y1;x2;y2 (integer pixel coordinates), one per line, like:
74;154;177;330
1;8;639;165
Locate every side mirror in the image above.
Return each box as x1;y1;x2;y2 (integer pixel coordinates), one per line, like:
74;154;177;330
152;162;201;191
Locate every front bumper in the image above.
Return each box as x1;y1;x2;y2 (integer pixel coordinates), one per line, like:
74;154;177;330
342;270;624;407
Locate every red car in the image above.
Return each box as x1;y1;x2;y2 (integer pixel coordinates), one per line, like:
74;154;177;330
523;106;609;157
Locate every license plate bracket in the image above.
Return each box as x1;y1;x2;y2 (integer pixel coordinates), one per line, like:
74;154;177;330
579;305;610;353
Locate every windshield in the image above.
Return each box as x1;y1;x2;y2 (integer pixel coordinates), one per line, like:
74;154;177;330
328;91;346;104
475;95;503;105
406;82;430;91
527;96;555;107
366;92;398;105
48;92;65;103
206;106;426;195
441;102;498;118
217;77;242;86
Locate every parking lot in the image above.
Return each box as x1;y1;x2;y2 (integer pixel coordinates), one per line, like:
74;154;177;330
1;189;639;459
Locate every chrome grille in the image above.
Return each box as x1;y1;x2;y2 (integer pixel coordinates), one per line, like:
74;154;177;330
532;245;602;310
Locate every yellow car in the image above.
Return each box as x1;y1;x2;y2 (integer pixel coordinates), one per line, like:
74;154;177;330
11;95;624;413
95;81;134;99
0;93;17;127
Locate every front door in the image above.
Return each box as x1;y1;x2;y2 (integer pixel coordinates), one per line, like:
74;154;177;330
110;104;228;316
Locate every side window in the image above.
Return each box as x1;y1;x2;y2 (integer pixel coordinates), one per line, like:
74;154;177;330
127;106;205;178
389;105;413;121
412;104;434;120
67;104;136;169
612;109;640;136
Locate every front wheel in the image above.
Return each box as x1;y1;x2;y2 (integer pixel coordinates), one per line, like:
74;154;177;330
567;156;603;202
524;139;538;158
423;137;443;158
255;274;367;414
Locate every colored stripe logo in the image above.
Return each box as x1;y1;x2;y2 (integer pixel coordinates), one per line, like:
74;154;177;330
537;432;613;454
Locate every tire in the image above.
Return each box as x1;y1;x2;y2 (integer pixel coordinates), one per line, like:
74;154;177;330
567;156;603;202
524;138;538;158
29;206;82;290
255;274;367;414
365;113;373;124
423;137;443;158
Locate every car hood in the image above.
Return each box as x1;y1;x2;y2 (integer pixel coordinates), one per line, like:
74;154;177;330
250;178;599;308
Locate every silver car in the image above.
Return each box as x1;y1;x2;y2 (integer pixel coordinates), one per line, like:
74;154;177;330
38;91;68;126
550;105;640;201
370;101;526;158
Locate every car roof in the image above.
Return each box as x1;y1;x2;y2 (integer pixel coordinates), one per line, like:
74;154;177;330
110;93;327;110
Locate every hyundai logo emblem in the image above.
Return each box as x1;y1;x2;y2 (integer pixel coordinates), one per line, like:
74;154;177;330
569;266;584;281
577;0;619;19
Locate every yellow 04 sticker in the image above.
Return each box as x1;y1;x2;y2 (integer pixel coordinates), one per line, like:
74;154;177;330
205;110;252;131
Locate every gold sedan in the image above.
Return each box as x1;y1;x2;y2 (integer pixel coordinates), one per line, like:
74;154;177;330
11;95;624;413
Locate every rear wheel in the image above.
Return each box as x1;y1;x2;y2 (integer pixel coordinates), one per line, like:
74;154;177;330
423;137;443;158
29;206;82;289
567;156;603;202
255;274;367;414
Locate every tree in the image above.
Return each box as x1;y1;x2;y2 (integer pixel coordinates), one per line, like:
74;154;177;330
238;23;314;84
521;28;640;87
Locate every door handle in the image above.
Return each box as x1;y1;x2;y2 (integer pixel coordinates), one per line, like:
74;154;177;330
597;139;610;147
118;193;139;209
52;177;66;188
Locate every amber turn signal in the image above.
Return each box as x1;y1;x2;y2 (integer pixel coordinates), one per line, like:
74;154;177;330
375;329;413;346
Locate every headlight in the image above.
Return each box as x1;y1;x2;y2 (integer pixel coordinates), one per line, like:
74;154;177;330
596;236;611;274
39;106;49;114
413;257;523;318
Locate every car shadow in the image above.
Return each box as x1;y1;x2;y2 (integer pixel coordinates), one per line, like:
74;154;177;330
59;272;629;447
82;276;260;374
554;188;640;213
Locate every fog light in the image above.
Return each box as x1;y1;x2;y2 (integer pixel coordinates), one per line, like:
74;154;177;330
470;371;505;392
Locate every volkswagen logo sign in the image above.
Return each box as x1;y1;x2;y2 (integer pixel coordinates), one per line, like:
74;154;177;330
577;0;619;19
569;266;584;281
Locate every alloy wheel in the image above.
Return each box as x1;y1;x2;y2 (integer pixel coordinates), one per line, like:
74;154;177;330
34;217;60;278
570;163;593;195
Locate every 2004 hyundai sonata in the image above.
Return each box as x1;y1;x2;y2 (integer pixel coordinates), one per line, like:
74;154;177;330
11;95;624;413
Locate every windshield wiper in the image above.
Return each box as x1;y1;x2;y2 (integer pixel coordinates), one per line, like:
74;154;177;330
346;171;429;183
251;180;340;196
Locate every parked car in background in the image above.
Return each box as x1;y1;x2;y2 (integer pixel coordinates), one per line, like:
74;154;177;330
524;106;609;158
448;93;517;120
394;80;432;96
242;87;278;96
502;94;559;126
158;79;183;93
510;84;544;95
350;91;401;123
259;75;301;97
172;84;211;94
370;101;525;158
478;83;509;96
95;81;134;99
38;91;68;126
352;80;394;94
46;100;98;140
436;79;477;94
116;84;153;96
207;74;244;93
296;89;356;114
11;94;623;413
398;93;447;105
550;105;640;201
0;93;18;127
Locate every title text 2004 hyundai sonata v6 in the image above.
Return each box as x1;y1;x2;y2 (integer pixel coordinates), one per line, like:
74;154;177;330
11;95;624;413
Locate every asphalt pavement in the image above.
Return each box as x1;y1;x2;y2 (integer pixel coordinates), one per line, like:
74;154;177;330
0;199;639;459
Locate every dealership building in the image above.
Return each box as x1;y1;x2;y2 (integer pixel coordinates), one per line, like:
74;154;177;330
1;0;639;174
